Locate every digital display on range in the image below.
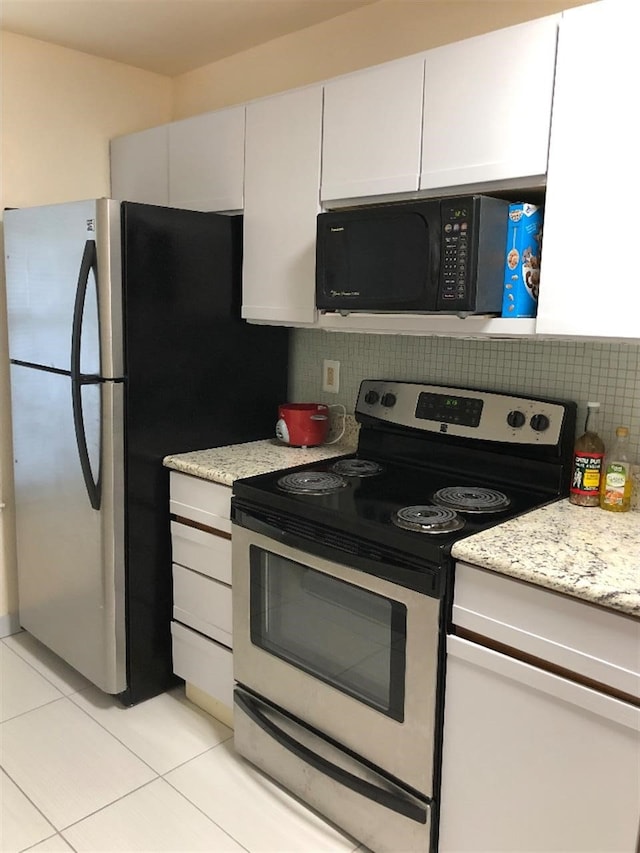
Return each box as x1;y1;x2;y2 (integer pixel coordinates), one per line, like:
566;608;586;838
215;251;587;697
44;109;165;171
416;392;483;427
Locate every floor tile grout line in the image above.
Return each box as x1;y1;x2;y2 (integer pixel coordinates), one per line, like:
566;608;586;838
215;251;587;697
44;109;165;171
18;832;72;853
158;733;232;777
64;690;171;776
1;634;84;698
66;686;234;776
1;691;69;726
161;770;253;853
0;765;58;845
2;696;161;837
53;776;165;840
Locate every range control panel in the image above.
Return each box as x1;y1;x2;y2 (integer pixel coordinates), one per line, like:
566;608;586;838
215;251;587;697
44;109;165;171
356;380;571;446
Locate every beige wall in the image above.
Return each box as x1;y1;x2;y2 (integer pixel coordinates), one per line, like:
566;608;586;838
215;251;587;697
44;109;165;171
173;0;591;118
0;32;172;633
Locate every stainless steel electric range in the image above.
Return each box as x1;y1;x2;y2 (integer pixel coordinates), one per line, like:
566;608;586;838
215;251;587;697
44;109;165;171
230;380;577;853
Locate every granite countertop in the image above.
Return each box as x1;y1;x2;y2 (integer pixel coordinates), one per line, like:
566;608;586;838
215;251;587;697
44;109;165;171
164;437;356;485
163;416;359;487
452;499;640;618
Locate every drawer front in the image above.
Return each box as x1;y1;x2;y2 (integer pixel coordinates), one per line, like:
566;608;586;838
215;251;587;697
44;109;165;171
454;562;640;697
171;621;234;708
170;471;231;532
171;520;232;585
173;563;232;648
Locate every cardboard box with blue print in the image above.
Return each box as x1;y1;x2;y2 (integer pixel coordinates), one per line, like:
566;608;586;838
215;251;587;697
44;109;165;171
501;203;543;318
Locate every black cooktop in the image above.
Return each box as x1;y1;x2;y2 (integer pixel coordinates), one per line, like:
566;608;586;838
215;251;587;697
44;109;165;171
232;452;554;565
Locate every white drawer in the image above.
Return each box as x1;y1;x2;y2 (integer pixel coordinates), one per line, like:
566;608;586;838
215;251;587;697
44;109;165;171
173;563;233;648
170;471;231;532
171;520;232;585
171;621;234;709
453;562;640;698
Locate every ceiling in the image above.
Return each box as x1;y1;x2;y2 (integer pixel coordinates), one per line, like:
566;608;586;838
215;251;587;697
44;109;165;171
0;0;379;77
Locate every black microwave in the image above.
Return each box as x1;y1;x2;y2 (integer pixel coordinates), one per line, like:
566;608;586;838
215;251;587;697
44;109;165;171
315;195;509;316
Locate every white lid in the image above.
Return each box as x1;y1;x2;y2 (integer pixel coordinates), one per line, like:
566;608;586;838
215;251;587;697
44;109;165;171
586;401;600;408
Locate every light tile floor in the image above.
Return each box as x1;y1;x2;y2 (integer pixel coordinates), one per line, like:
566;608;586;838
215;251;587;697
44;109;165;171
0;631;365;853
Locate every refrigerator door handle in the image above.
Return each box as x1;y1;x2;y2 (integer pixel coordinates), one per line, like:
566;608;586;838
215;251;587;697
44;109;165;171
71;239;102;510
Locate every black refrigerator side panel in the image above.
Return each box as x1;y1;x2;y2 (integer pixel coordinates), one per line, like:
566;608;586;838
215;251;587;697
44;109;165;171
120;202;289;705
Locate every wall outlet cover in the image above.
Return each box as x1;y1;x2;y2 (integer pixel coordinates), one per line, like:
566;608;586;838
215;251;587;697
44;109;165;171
322;359;340;393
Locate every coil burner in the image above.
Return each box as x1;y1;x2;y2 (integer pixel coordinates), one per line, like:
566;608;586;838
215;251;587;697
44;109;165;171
432;486;511;514
331;459;384;478
392;505;465;534
277;471;348;495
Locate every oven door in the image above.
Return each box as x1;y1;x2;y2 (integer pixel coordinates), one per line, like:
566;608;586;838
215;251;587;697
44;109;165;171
231;521;441;798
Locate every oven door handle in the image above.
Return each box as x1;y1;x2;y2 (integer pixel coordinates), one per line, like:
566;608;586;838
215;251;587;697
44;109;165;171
234;690;428;824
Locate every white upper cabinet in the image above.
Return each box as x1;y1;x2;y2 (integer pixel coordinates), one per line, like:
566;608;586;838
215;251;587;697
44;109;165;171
320;56;425;203
242;86;323;326
110;125;169;205
168;107;245;212
420;16;559;191
536;1;638;340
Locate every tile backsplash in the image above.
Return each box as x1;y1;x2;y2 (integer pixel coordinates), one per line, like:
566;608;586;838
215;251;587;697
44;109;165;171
290;330;640;463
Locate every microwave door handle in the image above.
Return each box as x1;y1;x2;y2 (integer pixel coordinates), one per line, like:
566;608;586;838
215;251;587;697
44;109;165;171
234;690;428;824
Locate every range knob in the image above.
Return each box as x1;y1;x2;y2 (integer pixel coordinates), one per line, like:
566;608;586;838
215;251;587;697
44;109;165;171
507;410;526;428
381;393;397;408
364;390;380;405
530;413;550;432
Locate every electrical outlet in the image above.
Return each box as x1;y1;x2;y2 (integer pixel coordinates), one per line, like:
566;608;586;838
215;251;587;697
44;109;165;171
322;359;340;393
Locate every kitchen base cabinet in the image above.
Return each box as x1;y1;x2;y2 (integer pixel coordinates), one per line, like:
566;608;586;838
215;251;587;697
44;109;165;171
171;622;234;712
169;471;234;727
439;563;640;851
439;636;640;852
185;682;233;730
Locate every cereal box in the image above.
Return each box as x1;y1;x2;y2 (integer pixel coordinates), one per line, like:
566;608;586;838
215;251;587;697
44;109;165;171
501;203;543;318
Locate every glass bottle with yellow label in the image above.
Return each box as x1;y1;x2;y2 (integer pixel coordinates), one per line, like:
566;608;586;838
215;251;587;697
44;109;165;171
600;426;632;512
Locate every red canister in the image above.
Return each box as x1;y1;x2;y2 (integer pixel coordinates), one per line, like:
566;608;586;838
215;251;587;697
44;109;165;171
276;403;330;447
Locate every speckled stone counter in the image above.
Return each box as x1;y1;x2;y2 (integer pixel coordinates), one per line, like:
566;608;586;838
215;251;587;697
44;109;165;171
163;438;356;486
452;499;640;617
163;416;359;487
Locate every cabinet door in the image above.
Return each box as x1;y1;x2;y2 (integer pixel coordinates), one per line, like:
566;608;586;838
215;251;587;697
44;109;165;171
171;622;234;708
537;2;638;339
321;56;424;202
169;471;231;532
168;107;245;212
439;636;640;852
110;125;169;205
421;16;558;191
242;86;322;326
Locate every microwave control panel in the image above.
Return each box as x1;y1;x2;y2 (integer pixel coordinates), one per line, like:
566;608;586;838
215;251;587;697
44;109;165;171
436;196;509;315
439;200;473;304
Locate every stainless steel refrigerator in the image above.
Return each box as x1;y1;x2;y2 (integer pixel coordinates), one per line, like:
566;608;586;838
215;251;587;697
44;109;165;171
4;198;289;704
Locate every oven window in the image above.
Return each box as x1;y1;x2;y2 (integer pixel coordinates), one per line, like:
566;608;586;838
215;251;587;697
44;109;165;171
249;547;406;721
